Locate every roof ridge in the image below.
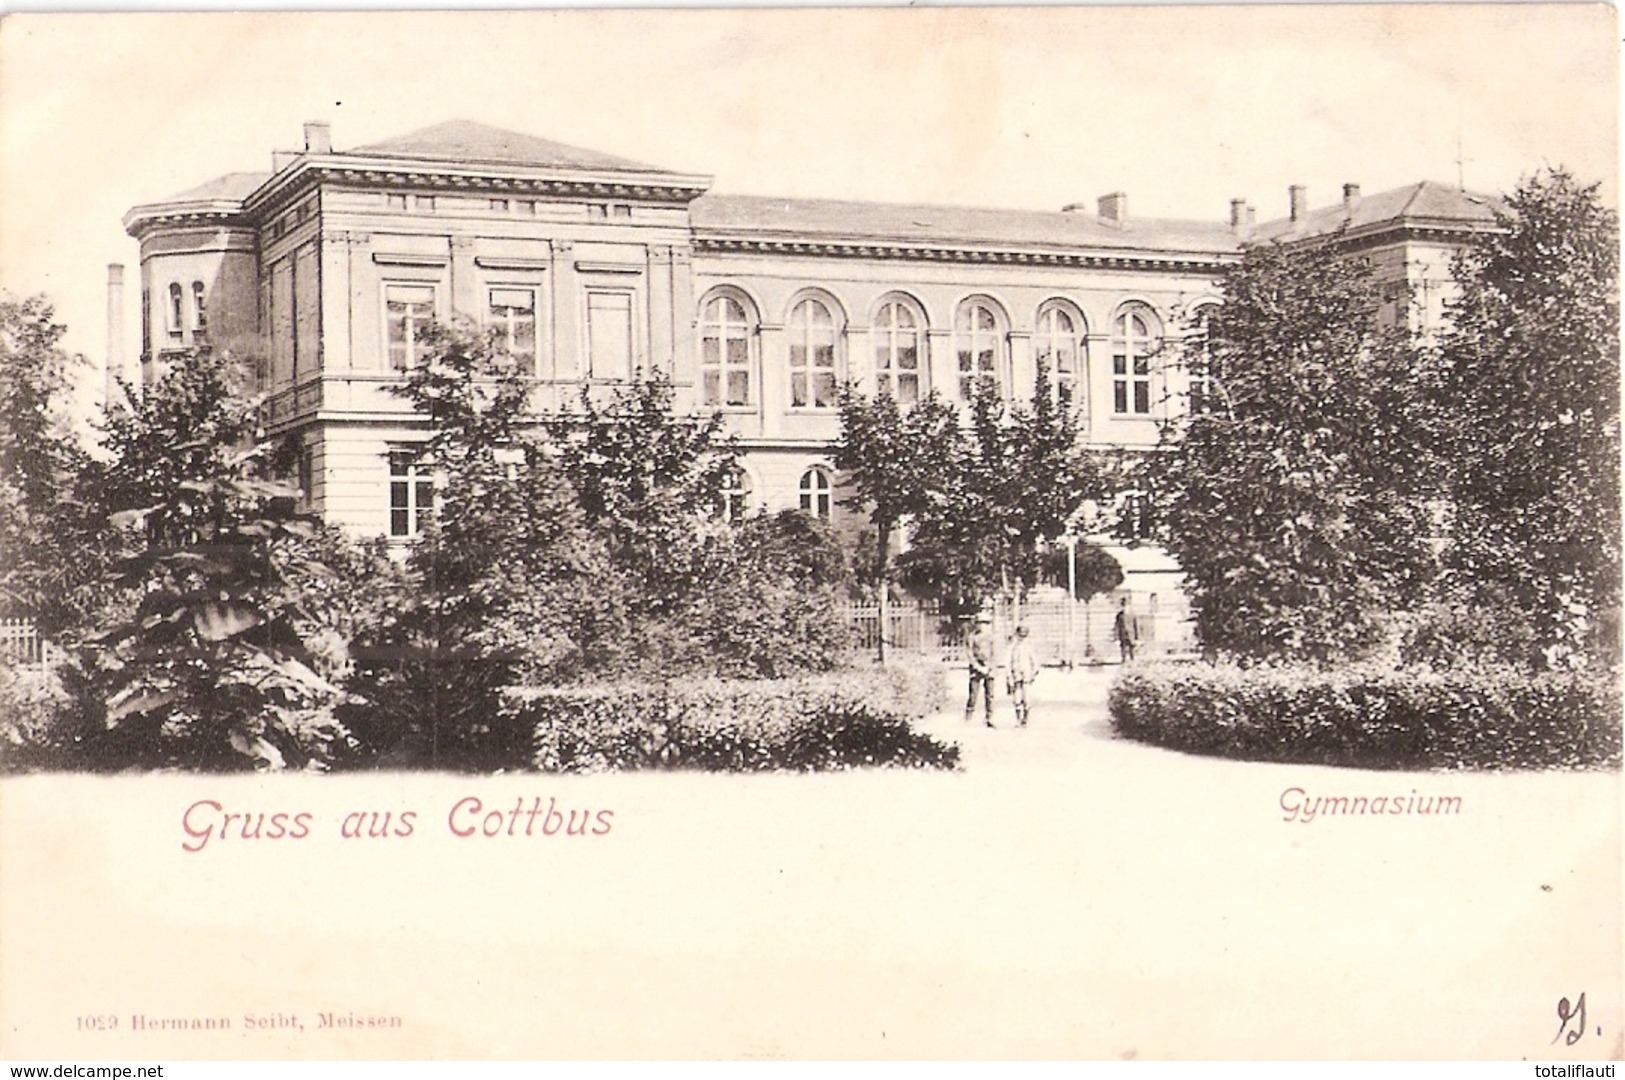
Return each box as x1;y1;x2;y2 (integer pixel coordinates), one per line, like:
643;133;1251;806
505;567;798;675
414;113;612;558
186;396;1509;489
347;119;668;175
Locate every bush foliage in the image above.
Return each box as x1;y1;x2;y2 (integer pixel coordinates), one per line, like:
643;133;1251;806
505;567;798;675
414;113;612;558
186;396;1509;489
506;663;954;773
1109;661;1621;770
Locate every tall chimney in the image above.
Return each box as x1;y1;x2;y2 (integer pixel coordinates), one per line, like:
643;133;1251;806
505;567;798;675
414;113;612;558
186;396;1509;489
1230;197;1249;237
1097;191;1128;224
1245;204;1256;230
304;121;332;154
105;264;125;412
1342;182;1362;217
1289;185;1308;223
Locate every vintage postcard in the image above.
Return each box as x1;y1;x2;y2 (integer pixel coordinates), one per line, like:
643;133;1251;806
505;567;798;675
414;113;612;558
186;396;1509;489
0;5;1619;1062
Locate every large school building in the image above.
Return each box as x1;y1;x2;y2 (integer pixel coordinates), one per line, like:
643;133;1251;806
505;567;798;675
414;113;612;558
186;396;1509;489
121;119;1499;548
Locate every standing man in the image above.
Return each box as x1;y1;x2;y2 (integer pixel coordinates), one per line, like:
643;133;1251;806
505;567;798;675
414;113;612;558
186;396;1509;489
1115;596;1139;663
965;612;996;727
1005;625;1039;727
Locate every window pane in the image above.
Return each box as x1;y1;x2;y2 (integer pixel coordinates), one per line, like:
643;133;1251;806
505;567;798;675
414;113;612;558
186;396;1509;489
898;374;919;405
791;373;808;408
703;371;721;403
813;372;837;407
490;288;531;310
727;370;750;406
513;319;535;357
898;344;918;371
703;337;721;366
1115;384;1128;413
1134;382;1150;414
726;336;749;367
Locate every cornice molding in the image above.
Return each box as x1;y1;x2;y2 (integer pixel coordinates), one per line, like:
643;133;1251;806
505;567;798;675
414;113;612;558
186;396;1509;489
248;159;710;219
692;234;1237;273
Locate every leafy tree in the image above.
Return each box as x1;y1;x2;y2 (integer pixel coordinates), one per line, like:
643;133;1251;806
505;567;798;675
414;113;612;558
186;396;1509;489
544;374;738;626
0;294;107;637
378;321;616;764
1434;168;1620;665
904;367;1102;617
80;349;351;770
1039;541;1125;600
832;385;959;658
1141;236;1437;662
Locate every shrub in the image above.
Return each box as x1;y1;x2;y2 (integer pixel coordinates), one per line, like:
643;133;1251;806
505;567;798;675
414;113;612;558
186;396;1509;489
0;661;81;772
503;665;957;773
1109;660;1621;770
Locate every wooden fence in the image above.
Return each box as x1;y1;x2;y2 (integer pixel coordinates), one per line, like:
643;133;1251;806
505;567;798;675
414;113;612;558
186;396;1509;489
844;592;1196;666
0;618;51;671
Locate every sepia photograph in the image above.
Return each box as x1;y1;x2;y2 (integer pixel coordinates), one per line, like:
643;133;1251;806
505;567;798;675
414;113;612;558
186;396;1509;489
0;5;1619;1063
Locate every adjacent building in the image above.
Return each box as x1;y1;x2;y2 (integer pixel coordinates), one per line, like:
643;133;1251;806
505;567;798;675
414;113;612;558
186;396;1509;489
121;119;1502;548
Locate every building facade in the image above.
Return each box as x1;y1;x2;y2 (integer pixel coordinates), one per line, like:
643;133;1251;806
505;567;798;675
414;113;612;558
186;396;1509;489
122;120;1501;546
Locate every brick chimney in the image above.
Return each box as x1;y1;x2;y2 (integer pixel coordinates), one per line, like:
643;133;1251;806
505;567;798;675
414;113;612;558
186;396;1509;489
304;121;332;154
1097;192;1128;225
1289;185;1308;223
1230;197;1249;237
1343;182;1362;217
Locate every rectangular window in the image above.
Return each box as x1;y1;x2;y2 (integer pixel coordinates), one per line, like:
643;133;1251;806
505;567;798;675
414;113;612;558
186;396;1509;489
586;291;633;381
487;287;537;368
389;450;433;538
517;200;537;216
166;284;184;337
1113;353;1152;415
385;284;436;371
413;195;436;212
611;204;632;219
587;204;608;220
386;194;408;210
490;198;509;212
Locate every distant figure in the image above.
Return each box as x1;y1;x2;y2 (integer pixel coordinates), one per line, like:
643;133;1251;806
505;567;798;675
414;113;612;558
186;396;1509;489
965;612;996;727
1005;625;1039;727
1115;597;1140;663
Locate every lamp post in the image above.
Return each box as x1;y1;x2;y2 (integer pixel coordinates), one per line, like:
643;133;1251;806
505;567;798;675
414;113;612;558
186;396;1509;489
1064;533;1078;668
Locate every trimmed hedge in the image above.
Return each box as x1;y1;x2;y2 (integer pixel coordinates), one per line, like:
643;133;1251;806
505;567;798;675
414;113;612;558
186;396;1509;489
502;662;955;773
1109;661;1622;770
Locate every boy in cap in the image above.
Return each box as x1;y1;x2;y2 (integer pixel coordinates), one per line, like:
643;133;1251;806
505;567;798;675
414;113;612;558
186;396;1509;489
1005;624;1039;726
964;612;996;727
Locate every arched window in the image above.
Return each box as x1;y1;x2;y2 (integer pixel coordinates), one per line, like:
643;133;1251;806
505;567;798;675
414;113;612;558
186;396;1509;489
798;466;833;520
166;283;184;338
1111;303;1162;415
787;297;840;409
191;282;207;335
872;296;924;404
1035;301;1086;406
717;466;753;524
955;299;1004;400
700;292;755;407
1187;305;1219;416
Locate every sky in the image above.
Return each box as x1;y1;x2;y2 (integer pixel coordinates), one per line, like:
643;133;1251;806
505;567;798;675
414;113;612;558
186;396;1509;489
0;4;1617;411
